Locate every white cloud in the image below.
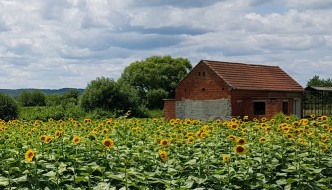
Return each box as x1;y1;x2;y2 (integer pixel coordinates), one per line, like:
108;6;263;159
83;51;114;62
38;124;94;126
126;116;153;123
0;0;331;89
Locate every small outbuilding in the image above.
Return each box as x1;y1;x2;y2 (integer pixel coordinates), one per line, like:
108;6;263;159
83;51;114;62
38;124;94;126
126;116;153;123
304;86;332;117
164;60;304;121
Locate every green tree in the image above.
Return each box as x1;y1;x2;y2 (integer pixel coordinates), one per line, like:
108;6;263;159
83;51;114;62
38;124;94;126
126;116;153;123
0;93;18;121
118;55;192;109
61;89;81;107
307;75;332;86
17;90;46;107
80;77;144;117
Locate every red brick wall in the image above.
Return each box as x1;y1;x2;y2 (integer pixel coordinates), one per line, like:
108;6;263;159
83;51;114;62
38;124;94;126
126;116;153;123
175;63;230;100
230;90;302;120
164;99;176;120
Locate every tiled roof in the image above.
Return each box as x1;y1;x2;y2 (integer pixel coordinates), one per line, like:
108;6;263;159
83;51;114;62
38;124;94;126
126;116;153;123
202;60;304;92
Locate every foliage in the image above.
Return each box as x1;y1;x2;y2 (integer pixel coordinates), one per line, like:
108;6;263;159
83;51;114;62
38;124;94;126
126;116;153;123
16;90;46;107
119;55;192;109
19;106;86;121
0;93;18;120
1;115;332;189
307;75;332;87
80;77;145;117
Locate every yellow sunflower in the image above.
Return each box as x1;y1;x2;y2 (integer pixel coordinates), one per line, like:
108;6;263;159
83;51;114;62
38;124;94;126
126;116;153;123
26;132;32;138
25;149;35;162
227;135;237;141
44;136;52;144
259;137;267;142
102;138;114;149
231;123;239;131
102;128;108;135
72;136;81;145
158;150;168;162
39;135;47;142
188;136;195;144
55;130;61;139
160;139;169;147
237;137;246;145
222;154;230;163
234;145;246;155
195;130;202;139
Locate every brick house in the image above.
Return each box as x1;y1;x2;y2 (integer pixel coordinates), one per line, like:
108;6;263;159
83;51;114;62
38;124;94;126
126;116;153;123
164;60;304;121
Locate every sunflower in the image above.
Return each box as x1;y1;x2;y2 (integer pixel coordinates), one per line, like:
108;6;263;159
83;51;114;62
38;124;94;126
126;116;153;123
26;132;32;138
234;145;246;154
320;142;328;152
160;139;169;147
55;130;61;139
106;118;112;125
196;130;202;139
222;154;230;163
102;128;108;135
215;119;222;124
227;135;237;141
237;137;246;145
25;149;35;162
231;123;239;131
287;134;293;140
39;135;47;142
310;114;316;119
102;138;114;149
259;137;267;142
188;136;195;144
158;150;167;162
321;115;328;121
72;136;81;145
186;132;194;137
44;136;52;144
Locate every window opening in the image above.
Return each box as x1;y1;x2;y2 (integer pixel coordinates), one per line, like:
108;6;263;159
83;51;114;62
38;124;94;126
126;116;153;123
254;101;266;115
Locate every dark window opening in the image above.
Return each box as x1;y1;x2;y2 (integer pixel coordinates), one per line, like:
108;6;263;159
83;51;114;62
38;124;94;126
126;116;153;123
222;87;224;90
203;72;205;76
202;88;205;91
282;102;288;115
198;72;201;76
254;101;265;115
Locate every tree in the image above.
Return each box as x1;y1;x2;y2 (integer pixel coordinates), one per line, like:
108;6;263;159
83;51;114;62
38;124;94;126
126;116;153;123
118;55;192;109
0;93;18;121
79;77;144;116
307;75;332;86
17;90;46;107
61;89;81;107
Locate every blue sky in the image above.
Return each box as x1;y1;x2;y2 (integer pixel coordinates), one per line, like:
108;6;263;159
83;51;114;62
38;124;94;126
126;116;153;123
0;0;331;89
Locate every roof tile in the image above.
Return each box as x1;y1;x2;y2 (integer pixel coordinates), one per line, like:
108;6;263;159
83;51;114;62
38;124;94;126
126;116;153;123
202;60;304;92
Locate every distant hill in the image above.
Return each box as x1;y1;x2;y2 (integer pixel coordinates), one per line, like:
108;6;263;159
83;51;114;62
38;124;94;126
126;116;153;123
0;88;84;97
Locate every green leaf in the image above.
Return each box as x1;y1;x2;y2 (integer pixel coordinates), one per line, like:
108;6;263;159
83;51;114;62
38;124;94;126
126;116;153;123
12;175;27;183
93;182;111;190
276;178;287;186
43;171;57;177
185;159;197;165
0;176;9;186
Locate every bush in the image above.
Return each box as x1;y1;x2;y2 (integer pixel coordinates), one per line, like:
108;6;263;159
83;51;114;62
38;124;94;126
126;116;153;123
0;93;19;121
17;90;46;107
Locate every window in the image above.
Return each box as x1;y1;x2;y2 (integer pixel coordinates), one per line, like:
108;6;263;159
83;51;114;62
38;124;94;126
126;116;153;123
282;101;288;115
254;101;266;115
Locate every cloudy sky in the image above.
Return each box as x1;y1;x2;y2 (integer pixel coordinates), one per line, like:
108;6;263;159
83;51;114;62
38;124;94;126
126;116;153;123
1;0;331;89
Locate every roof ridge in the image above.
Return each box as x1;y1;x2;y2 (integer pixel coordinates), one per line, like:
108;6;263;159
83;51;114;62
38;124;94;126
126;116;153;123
201;59;279;68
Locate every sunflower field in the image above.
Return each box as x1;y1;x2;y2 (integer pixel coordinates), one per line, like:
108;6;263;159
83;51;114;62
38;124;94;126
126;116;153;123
0;114;332;189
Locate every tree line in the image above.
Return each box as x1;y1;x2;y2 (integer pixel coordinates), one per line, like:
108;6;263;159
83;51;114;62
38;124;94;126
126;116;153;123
0;56;192;120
